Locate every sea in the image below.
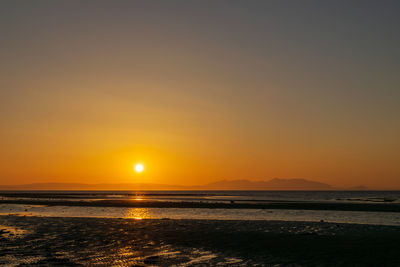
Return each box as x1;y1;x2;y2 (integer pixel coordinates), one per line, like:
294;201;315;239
1;190;400;226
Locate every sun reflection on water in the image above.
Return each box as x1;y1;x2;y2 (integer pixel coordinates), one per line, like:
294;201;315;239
131;195;145;201
124;208;151;220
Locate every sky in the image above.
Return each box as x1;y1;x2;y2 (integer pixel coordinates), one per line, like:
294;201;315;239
1;1;399;189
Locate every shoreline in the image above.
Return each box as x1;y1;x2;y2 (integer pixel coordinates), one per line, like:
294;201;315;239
3;203;400;226
1;199;400;212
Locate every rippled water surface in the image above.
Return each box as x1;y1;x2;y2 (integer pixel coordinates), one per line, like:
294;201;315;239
1;204;400;226
1;191;400;226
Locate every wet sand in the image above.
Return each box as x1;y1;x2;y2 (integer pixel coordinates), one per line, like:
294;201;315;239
1;215;400;266
1;198;400;212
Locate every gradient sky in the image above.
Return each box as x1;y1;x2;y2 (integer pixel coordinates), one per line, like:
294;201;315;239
1;1;399;189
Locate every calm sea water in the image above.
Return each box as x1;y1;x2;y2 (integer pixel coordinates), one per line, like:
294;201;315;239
1;190;400;203
1;191;400;226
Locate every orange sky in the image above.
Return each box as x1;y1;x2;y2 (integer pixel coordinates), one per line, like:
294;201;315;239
1;1;399;189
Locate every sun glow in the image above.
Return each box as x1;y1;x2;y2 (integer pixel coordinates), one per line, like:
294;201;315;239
134;163;144;173
124;208;150;220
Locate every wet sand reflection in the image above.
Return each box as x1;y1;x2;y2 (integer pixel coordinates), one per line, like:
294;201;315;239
124;208;151;220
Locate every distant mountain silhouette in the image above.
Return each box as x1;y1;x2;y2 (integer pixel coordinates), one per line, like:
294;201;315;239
346;185;369;191
0;182;185;191
201;178;334;190
0;178;367;191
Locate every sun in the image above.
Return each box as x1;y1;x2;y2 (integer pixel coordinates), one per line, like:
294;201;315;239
134;163;144;173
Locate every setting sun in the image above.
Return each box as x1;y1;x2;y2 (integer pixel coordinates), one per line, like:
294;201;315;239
134;163;144;173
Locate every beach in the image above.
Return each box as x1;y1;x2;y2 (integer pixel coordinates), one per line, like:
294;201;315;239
1;215;400;266
1;191;400;265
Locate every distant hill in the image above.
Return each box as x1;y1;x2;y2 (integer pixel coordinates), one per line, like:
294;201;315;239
0;182;186;191
0;178;366;191
346;185;369;191
200;178;334;190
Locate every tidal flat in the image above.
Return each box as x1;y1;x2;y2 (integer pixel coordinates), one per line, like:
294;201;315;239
1;215;400;266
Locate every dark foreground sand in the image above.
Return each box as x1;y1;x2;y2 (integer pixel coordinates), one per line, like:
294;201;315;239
1;215;400;266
